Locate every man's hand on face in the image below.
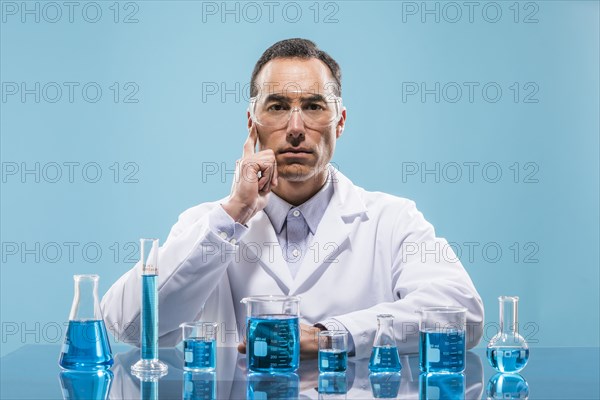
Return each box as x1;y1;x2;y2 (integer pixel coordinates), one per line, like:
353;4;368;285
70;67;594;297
237;323;323;360
222;124;278;225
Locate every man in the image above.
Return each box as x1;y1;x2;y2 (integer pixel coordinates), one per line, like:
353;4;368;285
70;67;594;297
102;38;484;359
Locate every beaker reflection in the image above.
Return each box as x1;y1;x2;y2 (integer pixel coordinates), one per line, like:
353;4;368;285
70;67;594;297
247;372;299;400
318;372;347;399
183;371;216;400
59;369;113;400
419;372;465;400
369;372;401;398
486;373;529;399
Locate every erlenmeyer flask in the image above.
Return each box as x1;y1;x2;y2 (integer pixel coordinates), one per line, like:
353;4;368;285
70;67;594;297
59;274;113;370
368;314;401;372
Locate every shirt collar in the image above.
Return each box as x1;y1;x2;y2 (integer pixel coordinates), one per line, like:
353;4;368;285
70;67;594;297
264;171;334;235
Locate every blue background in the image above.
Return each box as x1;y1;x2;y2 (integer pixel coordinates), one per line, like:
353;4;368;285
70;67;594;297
1;0;598;357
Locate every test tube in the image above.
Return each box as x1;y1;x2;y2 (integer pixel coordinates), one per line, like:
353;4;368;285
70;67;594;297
131;238;168;378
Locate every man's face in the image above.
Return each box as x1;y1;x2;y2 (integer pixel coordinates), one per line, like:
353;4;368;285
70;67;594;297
248;58;346;182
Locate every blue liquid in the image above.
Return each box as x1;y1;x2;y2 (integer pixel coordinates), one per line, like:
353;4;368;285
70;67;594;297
318;372;347;394
319;349;348;372
183;371;217;400
246;315;299;372
59;320;113;370
59;370;113;399
487;373;529;399
369;372;401;398
419;373;465;400
419;330;465;373
247;372;299;399
487;347;529;373
141;380;158;400
184;338;216;371
141;274;158;360
369;346;402;372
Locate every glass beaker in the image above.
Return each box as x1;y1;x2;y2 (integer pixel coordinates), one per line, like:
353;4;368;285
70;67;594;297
59;274;113;371
183;371;217;400
369;314;401;372
241;295;300;372
319;330;348;373
419;306;467;373
180;322;218;372
487;296;530;373
131;238;168;378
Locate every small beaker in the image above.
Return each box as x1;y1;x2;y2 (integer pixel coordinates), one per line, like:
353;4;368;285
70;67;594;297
59;274;113;371
241;295;300;372
180;322;218;372
419;306;467;373
318;330;348;373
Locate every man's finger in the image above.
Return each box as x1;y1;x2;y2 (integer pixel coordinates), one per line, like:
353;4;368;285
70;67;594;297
242;124;258;158
237;342;247;354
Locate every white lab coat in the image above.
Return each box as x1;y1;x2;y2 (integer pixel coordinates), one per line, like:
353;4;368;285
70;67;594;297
101;166;484;359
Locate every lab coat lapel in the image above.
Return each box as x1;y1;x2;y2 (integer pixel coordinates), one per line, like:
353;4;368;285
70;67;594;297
289;167;368;295
241;209;293;293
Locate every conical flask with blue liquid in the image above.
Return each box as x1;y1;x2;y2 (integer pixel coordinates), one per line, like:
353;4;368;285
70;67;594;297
369;314;402;372
59;274;113;370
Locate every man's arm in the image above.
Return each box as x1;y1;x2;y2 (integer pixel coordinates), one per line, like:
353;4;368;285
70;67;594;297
319;201;484;359
101;204;245;347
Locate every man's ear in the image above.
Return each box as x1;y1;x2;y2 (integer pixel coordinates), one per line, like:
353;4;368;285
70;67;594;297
336;108;347;139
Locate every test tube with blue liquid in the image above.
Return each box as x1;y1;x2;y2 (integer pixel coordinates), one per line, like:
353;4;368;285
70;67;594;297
131;238;168;377
318;330;348;372
419;306;466;373
180;322;218;372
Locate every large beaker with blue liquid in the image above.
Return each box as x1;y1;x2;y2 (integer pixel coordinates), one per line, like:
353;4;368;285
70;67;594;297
59;274;113;371
242;295;300;372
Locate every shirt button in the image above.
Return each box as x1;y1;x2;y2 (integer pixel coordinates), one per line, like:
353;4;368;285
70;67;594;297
292;210;300;217
219;231;228;240
292;249;300;257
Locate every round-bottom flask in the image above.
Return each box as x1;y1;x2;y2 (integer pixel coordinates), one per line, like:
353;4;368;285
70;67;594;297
486;296;529;373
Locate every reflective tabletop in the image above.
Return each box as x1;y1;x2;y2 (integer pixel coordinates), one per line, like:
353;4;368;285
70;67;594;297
1;345;598;399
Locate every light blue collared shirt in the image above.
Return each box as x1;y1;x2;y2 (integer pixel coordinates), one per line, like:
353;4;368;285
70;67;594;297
263;173;334;277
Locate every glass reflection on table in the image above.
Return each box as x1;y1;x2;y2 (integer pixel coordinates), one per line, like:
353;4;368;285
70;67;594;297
486;373;529;399
247;371;300;399
419;372;465;400
318;372;348;399
58;369;113;400
369;372;402;398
